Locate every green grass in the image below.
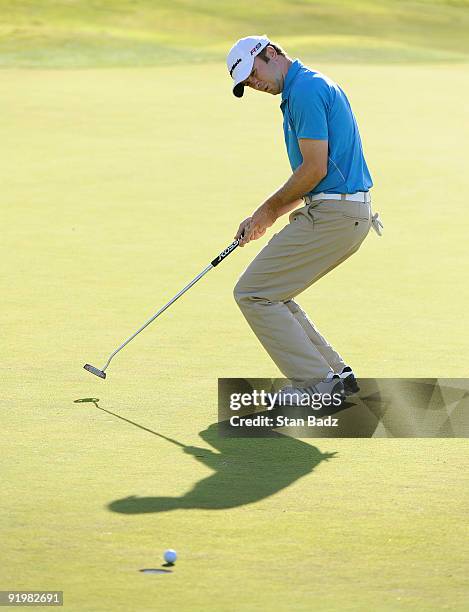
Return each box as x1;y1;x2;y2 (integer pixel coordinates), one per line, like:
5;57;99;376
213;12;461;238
2;59;469;609
2;1;469;609
1;0;469;67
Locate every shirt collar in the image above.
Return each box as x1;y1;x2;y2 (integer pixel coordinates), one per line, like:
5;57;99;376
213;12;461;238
281;59;303;103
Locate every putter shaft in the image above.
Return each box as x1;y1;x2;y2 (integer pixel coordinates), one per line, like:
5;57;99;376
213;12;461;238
84;238;240;378
101;263;213;373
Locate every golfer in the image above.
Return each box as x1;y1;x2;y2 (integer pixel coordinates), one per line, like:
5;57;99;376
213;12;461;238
227;35;382;398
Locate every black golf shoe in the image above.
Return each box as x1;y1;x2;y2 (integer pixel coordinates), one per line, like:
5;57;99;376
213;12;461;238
339;366;360;396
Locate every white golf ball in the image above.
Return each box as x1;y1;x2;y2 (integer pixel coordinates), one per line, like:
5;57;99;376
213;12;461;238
164;549;177;564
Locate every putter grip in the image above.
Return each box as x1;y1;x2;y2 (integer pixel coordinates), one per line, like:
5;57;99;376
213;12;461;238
210;239;240;267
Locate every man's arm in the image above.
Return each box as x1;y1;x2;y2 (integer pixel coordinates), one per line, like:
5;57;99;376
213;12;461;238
235;139;328;246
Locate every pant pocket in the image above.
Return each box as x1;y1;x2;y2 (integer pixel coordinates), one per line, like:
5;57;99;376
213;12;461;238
289;203;314;225
341;201;370;221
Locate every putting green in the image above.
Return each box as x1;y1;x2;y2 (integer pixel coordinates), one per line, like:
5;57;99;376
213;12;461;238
2;59;468;610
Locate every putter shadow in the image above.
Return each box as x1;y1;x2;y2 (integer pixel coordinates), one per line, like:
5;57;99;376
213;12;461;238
74;398;185;446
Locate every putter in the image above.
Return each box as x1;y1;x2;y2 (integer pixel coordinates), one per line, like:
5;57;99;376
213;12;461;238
84;237;242;379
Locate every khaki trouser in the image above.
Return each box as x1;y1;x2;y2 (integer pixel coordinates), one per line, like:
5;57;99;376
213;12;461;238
234;198;372;388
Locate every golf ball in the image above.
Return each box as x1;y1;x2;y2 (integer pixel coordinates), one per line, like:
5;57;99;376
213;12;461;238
164;549;177;564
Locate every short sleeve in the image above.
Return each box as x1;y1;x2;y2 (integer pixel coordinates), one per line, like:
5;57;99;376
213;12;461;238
289;77;329;140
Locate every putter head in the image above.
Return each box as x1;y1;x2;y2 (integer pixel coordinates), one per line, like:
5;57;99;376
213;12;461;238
84;364;106;379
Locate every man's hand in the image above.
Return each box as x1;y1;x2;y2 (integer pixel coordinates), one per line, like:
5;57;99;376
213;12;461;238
235;205;276;247
235;217;252;244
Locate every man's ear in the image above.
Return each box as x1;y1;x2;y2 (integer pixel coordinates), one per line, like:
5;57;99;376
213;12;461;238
266;45;277;61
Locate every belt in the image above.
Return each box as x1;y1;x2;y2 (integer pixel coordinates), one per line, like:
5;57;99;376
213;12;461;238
304;191;371;204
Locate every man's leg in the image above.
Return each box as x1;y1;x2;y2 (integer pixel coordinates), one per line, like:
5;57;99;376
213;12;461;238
233;199;371;387
285;300;346;373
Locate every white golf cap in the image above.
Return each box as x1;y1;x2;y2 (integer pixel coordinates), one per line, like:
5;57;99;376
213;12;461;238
227;35;270;98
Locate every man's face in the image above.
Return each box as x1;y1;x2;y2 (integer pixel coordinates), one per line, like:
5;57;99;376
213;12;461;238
242;48;284;95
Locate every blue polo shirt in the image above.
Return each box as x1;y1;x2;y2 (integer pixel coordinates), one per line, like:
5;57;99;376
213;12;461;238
280;60;372;195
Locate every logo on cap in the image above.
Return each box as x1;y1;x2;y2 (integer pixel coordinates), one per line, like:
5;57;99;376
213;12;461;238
250;42;262;55
229;58;242;76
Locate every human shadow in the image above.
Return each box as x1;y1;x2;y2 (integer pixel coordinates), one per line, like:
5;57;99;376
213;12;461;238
108;421;337;514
